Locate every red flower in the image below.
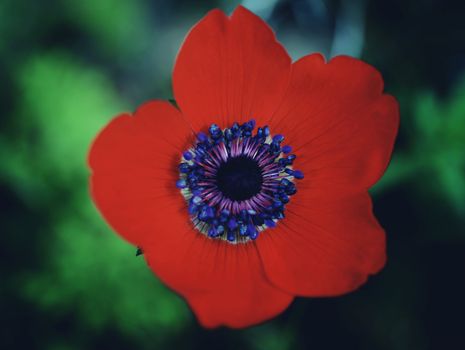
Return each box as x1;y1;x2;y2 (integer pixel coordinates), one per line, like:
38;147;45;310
88;6;399;328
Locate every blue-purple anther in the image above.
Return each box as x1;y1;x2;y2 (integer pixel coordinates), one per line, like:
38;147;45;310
176;120;304;243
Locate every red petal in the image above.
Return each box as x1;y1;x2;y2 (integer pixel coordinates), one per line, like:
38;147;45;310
256;55;396;296
89;100;292;328
88;100;193;246
269;54;399;190
173;6;291;130
144;238;293;328
257;192;386;296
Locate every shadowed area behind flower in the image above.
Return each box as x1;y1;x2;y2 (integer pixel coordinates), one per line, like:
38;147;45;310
1;0;465;349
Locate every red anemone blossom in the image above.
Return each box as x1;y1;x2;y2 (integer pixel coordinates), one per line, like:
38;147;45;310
88;6;399;328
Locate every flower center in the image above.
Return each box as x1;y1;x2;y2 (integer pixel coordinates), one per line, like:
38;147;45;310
176;120;304;243
216;156;263;201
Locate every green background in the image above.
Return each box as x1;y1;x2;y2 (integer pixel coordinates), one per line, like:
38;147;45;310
1;0;464;349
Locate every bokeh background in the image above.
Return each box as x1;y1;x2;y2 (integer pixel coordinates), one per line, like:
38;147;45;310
1;0;464;349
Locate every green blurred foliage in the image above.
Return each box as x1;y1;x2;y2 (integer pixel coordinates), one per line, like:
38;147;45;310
244;324;297;350
17;53;125;179
60;0;152;58
412;78;465;212
24;212;189;336
1;53;189;341
374;76;465;213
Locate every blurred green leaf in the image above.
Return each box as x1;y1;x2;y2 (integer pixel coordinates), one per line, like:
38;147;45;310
9;53;189;339
244;324;296;350
374;75;465;214
17;52;127;181
60;0;152;57
412;78;465;212
24;206;189;336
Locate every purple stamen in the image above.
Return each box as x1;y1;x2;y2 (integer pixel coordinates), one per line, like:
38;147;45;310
176;120;303;243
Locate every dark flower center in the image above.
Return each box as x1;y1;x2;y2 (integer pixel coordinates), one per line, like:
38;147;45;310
176;120;304;243
216;156;263;201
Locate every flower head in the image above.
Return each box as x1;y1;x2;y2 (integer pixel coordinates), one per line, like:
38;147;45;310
177;120;302;243
88;6;399;328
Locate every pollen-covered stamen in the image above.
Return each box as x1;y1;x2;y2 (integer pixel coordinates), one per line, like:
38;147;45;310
177;120;304;243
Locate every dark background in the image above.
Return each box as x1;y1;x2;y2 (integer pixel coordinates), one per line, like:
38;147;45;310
1;0;464;349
